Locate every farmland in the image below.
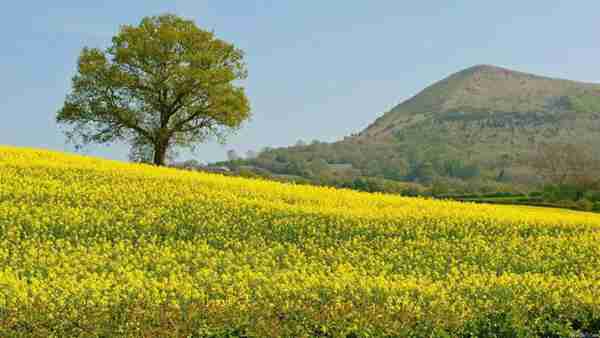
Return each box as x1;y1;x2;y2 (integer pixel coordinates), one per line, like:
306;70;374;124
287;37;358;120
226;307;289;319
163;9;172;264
1;145;600;337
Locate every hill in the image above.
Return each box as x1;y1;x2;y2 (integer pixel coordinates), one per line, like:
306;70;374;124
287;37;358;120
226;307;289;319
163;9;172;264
237;65;600;192
2;145;600;336
361;64;600;139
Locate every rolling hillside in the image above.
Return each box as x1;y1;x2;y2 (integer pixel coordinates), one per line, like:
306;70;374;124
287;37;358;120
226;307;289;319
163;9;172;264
357;65;600;166
2;145;600;336
241;65;600;189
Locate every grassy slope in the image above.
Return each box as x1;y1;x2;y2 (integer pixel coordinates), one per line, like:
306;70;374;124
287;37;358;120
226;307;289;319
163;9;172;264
2;146;600;336
246;66;600;189
362;64;600;139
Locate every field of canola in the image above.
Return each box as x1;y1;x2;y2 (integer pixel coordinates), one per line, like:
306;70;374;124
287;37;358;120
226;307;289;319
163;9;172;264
1;145;600;337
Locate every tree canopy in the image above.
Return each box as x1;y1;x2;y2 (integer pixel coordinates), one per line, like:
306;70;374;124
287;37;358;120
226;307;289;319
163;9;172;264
57;14;250;165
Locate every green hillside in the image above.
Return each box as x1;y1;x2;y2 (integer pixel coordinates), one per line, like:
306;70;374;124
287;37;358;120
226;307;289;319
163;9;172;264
232;65;600;193
362;64;600;139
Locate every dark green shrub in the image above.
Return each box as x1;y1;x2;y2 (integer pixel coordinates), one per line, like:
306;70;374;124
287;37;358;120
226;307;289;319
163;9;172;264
529;191;543;197
576;199;594;211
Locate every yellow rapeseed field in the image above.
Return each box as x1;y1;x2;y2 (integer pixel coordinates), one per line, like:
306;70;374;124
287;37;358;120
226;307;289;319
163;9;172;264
1;145;600;337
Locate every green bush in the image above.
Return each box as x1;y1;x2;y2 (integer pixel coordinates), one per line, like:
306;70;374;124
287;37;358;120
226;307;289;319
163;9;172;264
529;191;543;198
584;191;600;202
576;199;594;211
557;200;578;209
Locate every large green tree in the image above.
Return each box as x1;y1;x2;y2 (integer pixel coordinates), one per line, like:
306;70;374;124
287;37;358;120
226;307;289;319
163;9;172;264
57;14;250;165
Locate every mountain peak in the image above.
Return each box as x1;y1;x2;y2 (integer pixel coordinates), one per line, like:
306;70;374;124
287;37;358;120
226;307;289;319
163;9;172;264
465;64;504;72
361;65;600;139
454;64;534;82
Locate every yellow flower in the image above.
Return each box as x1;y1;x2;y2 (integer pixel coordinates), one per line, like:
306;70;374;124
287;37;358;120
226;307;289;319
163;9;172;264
1;145;600;336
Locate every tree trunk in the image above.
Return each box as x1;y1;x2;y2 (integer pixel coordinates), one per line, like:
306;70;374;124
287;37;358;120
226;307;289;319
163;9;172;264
153;141;168;166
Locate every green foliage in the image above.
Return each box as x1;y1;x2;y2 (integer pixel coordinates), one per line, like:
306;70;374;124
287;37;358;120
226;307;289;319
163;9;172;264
431;179;450;196
568;94;600;113
407;160;435;183
586;191;600;202
576;199;594;211
236;168;262;179
57;14;250;165
442;159;480;179
543;184;587;202
339;177;419;194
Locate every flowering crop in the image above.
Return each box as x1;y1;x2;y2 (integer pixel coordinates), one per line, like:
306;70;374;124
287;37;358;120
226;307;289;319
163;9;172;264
1;145;600;337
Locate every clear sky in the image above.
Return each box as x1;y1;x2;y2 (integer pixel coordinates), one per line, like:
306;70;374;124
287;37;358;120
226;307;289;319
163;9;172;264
1;1;600;162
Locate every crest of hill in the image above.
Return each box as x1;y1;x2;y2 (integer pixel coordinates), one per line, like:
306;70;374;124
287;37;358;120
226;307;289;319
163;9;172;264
362;64;600;138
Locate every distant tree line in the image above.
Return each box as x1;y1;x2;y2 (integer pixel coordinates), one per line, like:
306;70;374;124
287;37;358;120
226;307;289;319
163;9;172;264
202;140;600;212
238;140;485;184
204;139;529;197
529;142;600;211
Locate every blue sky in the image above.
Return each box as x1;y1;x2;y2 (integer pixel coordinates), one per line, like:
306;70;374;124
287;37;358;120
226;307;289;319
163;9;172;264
1;1;599;162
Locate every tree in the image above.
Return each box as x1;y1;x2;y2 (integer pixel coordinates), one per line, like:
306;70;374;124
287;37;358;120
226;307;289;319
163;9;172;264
531;143;598;187
226;149;240;161
57;14;251;166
